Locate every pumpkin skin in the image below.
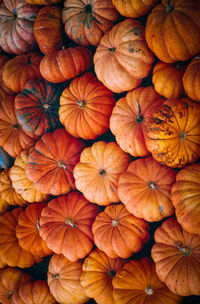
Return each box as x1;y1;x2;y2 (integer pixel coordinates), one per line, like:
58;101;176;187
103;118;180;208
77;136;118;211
2;52;43;93
183;55;200;102
94;18;154;93
26;128;85;196
47;253;89;304
110;86;164;157
11;280;56;304
118;156;176;222
92;203;150;258
145;0;200;63
112;257;183;304
0;196;10;215
62;0;119;47
0;208;42;268
16;203;53;257
151;217;200;296
33;6;63;55
171;163;200;235
73;141;131;205
0;0;40;54
112;0;158;18
39;46;93;83
0;55;14;96
25;0;62;4
146;98;200;168
0;267;32;304
15;79;63;136
152;61;186;99
80;248;126;304
59;72;115;140
39;191;99;261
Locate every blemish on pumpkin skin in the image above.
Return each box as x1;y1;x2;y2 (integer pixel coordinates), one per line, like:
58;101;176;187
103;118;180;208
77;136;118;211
128;48;141;53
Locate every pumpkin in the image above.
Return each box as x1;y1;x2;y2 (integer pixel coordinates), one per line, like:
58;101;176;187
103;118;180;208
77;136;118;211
0;196;10;215
73;141;131;205
25;0;62;4
0;95;38;158
62;0;119;47
11;280;56;304
145;0;200;63
0;146;14;170
80;248;126;304
33;6;63;55
151;217;200;296
183;55;200;102
0;267;32;304
0;55;14;96
16;202;53;257
171;163;200;235
9;150;49;203
59;72;115;140
112;257;183;304
26;128;85;196
93;18;154;93
47;253;89;304
0;207;42;268
39;191;99;261
152;61;186;99
0;0;40;54
118;156;176;222
112;0;158;18
92;203;150;258
0;257;7;269
15;79;64;136
2;52;43;93
110;86;164;157
39;46;93;83
146;97;200;168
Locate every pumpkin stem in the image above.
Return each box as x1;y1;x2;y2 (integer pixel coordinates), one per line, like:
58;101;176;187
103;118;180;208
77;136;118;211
26;54;32;65
65;217;77;228
177;242;191;256
108;269;116;278
145;286;154;295
77;100;86;108
111;219;119;226
135;100;144;123
99;169;106;176
7;291;13;300
52;273;59;279
166;0;173;13
179;131;186;141
36;219;40;231
57;160;66;170
13;123;20;129
148;181;157;190
109;47;116;54
84;4;92;13
43;103;51;110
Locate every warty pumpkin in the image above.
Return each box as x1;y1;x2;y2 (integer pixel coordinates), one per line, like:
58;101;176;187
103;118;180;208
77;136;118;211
112;0;158;18
183;55;200;102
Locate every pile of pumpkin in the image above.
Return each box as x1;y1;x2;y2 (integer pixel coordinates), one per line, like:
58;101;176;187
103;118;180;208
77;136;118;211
0;0;200;303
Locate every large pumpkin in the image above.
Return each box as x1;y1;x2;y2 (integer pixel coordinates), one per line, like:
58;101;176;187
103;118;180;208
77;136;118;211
73;141;131;205
94;18;154;93
183;55;200;102
62;0;119;47
59;72;115;140
145;0;200;63
151;217;200;296
25;128;85;196
110;86;164;157
146;97;200;168
112;0;158;18
118;156;176;222
39;191;99;261
0;0;39;54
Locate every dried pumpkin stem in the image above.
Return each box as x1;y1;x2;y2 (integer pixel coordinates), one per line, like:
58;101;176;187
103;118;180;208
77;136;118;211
148;181;157;190
65;217;77;228
77;100;86;108
108;269;116;278
145;286;154;295
52;273;59;279
7;291;13;300
177;242;191;256
111;219;119;226
135;100;144;123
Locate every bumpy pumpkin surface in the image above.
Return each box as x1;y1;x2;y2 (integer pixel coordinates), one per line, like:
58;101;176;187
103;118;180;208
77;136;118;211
112;0;158;18
183;55;200;102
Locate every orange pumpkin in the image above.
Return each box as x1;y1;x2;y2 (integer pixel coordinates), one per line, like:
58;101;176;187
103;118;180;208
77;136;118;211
183;55;200;102
0;54;14;96
112;0;158;18
25;0;62;4
0;196;10;215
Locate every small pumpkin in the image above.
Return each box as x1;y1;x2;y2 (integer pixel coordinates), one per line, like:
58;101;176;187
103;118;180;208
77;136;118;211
112;0;158;18
183;55;200;102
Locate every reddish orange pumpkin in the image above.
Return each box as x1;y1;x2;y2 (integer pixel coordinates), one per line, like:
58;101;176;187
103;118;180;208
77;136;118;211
0;55;14;96
112;0;159;18
183;55;200;102
25;0;61;4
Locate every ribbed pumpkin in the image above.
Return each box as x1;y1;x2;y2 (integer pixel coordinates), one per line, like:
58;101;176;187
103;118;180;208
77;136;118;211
26;128;85;196
25;0;62;4
183;55;200;102
146;98;200;168
113;257;183;304
34;6;63;55
0;55;14;96
73;141;131;205
47;253;89;304
118;156;176;222
39;191;99;261
110;86;164;157
0;196;10;215
62;0;119;47
59;72;115;140
92;203;150;258
112;0;158;18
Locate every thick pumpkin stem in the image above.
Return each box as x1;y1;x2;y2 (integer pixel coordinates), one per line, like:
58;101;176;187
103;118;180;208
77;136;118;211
148;181;157;190
145;286;154;295
135;100;144;123
65;217;77;228
166;0;173;14
177;242;191;256
77;100;86;108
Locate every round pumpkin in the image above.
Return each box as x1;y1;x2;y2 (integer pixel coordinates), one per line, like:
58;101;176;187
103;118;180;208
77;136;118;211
118;156;176;222
113;257;183;304
73;141;131;205
94;18;154;93
33;6;63;55
92;203;150;258
59;72;115;140
183;55;200;102
151;217;200;296
39;191;99;261
112;0;158;18
47;253;89;304
171;163;200;235
145;97;200;168
39;46;93;83
2;52;43;93
110;86;164;157
26;128;85;196
62;0;119;47
145;0;200;63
